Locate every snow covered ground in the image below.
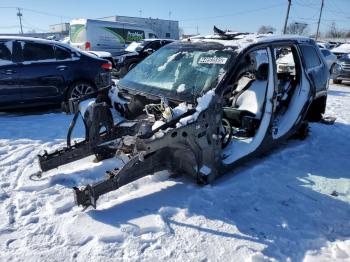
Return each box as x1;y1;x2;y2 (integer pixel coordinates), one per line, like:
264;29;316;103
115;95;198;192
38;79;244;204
0;83;350;262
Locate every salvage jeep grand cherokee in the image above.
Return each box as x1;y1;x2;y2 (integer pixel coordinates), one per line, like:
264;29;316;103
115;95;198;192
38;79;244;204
37;29;331;209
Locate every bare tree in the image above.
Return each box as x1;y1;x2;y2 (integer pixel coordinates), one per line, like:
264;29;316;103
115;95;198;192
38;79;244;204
346;31;350;38
326;22;346;38
257;25;276;34
286;22;309;35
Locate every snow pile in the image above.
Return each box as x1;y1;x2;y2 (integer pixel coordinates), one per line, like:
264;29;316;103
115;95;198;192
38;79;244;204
78;98;96;116
157;53;179;72
108;85;128;106
0;84;350;261
177;89;215;127
152;120;166;131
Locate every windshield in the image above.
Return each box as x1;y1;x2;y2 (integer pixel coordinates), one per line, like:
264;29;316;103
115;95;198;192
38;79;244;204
121;44;234;99
70;24;86;43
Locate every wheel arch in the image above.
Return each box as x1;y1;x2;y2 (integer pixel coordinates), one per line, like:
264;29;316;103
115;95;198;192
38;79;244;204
64;79;97;101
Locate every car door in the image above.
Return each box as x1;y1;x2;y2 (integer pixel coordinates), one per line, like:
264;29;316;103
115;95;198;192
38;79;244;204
17;40;65;104
299;44;329;96
53;44;77;87
0;40;22;107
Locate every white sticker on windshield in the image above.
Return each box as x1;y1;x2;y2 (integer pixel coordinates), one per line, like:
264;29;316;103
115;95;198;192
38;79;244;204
198;57;228;65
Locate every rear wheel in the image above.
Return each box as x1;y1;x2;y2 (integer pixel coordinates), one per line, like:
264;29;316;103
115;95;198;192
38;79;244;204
306;95;327;122
67;81;96;100
333;79;342;85
293;121;309;140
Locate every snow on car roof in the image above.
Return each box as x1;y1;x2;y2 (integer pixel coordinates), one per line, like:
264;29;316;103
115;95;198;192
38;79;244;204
188;33;313;52
331;43;350;54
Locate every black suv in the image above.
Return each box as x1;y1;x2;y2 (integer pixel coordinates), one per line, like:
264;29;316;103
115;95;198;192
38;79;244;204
0;36;112;110
114;39;174;78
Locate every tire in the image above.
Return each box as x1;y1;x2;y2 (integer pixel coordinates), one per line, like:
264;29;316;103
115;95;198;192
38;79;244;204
333;79;342;85
67;81;96;101
306;95;327;122
293;121;309;140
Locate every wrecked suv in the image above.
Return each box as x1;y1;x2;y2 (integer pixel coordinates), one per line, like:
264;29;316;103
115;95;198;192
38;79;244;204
38;31;330;209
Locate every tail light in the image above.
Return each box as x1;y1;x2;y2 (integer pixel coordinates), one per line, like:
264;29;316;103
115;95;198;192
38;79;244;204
101;62;112;71
85;41;91;50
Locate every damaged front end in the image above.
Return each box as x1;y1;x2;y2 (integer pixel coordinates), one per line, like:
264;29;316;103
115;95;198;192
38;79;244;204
38;41;235;209
38;86;224;209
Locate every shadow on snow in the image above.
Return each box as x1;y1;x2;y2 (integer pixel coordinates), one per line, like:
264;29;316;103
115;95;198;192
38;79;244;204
78;120;350;261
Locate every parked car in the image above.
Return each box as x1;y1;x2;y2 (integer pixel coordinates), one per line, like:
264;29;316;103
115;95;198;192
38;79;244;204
38;32;331;209
84;50;118;76
0;36;113;110
332;53;350;84
114;39;175;78
317;41;331;50
277;47;336;74
331;43;350;58
320;48;337;71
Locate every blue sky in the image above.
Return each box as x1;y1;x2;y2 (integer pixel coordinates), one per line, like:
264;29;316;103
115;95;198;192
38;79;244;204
0;0;349;35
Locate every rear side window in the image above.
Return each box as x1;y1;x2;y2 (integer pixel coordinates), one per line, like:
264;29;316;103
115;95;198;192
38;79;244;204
321;49;331;57
0;41;12;65
55;46;71;60
300;45;322;69
22;42;55;62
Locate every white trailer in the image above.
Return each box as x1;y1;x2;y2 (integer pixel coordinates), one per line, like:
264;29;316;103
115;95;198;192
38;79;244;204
69;19;158;56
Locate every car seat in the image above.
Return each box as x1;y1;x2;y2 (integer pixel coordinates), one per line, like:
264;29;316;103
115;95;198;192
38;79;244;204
223;63;269;133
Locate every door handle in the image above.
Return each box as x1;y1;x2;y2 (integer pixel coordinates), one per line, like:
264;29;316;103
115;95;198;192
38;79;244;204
56;65;68;71
2;69;15;75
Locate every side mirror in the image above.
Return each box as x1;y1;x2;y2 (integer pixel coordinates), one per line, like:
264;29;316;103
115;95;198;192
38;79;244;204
144;48;155;55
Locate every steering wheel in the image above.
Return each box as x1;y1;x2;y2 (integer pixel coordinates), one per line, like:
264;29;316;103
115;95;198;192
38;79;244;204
220;118;233;148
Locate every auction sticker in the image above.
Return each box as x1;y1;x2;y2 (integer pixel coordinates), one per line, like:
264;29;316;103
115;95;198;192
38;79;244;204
198;57;228;64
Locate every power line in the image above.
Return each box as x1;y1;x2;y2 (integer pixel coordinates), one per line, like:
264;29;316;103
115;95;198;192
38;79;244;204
0;6;74;19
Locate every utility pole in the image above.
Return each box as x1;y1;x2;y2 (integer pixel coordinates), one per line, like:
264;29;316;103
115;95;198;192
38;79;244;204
17;7;23;35
315;0;324;40
283;0;292;34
